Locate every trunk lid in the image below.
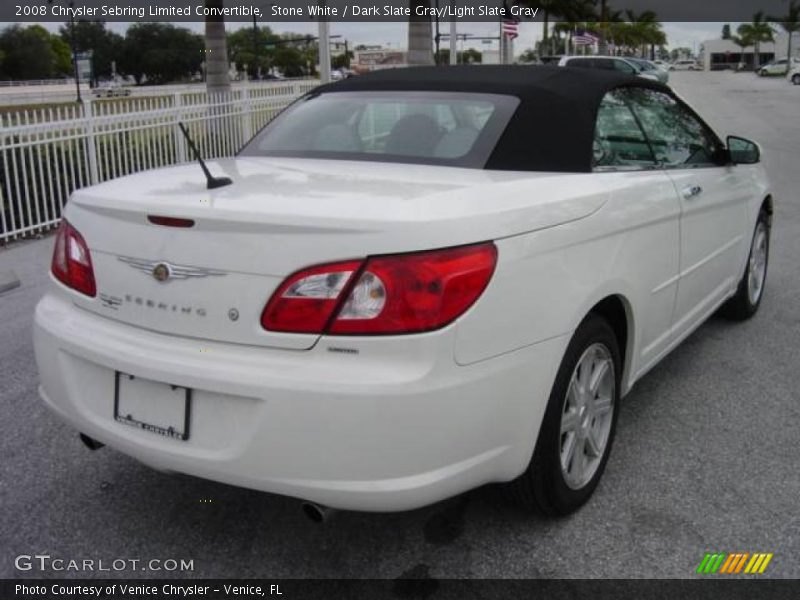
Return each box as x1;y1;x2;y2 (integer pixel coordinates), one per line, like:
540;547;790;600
65;157;609;350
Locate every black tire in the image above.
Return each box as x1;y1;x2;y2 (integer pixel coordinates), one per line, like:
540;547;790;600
719;209;771;321
792;74;800;85
505;315;621;516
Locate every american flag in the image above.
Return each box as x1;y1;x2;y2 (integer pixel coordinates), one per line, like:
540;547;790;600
502;18;519;39
574;30;600;46
501;1;519;39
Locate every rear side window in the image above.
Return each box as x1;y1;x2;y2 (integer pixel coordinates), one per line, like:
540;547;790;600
240;91;520;168
593;89;655;169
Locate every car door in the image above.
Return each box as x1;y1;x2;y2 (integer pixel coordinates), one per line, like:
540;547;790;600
625;87;751;337
593;88;681;371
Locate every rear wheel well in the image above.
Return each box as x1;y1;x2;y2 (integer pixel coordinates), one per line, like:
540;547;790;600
588;296;630;381
762;195;773;220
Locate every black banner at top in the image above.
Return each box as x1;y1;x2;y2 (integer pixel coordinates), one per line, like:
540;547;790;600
3;0;800;23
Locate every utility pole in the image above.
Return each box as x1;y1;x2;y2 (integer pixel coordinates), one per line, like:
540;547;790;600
318;18;332;82
449;1;457;64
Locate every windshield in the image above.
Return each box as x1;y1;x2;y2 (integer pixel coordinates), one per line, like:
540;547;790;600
240;91;520;168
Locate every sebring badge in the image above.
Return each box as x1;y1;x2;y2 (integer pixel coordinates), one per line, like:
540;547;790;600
118;256;226;281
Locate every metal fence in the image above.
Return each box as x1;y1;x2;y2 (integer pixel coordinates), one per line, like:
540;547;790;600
0;80;318;243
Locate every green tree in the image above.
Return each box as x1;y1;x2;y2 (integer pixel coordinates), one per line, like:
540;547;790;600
332;50;354;69
722;24;732;39
62;21;124;82
227;25;282;78
768;0;800;74
0;25;66;80
738;12;775;69
438;48;482;64
119;23;203;84
624;10;665;59
50;35;72;76
670;47;692;61
273;44;306;77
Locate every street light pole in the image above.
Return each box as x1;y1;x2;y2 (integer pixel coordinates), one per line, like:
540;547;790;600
49;0;82;103
434;0;441;64
252;14;259;80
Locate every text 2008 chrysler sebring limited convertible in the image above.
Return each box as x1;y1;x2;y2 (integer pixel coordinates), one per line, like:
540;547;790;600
34;66;772;516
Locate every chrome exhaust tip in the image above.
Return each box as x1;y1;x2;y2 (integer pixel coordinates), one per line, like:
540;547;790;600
79;433;105;451
301;501;336;523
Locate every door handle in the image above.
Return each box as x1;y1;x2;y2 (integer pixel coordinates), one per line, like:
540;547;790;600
682;185;703;199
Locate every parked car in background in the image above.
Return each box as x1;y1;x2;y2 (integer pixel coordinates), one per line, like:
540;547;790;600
330;68;355;81
652;59;670;69
92;81;131;98
670;59;700;71
34;66;772;518
558;56;661;81
627;58;670;84
789;66;800;85
758;57;800;76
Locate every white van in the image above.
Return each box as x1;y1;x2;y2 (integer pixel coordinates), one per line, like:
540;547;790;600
670;60;700;71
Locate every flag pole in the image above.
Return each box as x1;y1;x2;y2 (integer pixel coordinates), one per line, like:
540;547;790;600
450;0;457;64
499;5;506;64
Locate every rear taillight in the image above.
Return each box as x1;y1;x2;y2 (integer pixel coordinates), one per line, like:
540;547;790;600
261;243;497;335
51;220;96;297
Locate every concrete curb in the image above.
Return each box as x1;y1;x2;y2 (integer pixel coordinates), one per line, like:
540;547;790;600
0;270;21;295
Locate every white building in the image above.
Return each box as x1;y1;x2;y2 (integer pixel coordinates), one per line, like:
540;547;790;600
701;32;800;71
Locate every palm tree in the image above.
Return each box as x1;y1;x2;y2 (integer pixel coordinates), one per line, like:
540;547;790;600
204;0;230;95
557;1;597;55
624;10;664;58
407;0;434;66
738;11;775;71
731;32;754;71
521;0;575;56
597;5;624;55
768;0;800;74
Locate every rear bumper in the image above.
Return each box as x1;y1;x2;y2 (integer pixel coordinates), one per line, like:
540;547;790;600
33;292;567;511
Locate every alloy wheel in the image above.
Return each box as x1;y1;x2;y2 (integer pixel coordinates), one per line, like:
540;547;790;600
747;221;768;305
559;343;615;490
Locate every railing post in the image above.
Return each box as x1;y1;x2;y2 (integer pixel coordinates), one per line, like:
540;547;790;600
83;98;100;185
173;92;187;163
241;84;253;143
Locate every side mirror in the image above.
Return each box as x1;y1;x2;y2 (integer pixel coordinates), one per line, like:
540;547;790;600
727;135;760;165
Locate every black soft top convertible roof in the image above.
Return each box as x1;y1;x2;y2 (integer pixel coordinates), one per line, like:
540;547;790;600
315;65;669;172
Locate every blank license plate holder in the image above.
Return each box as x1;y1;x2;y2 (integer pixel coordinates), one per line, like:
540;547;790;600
114;372;191;441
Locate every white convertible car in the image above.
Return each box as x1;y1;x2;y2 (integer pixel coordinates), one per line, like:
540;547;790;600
34;66;772;518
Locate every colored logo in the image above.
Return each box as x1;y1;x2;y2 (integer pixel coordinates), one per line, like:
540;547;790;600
696;552;773;574
152;263;171;282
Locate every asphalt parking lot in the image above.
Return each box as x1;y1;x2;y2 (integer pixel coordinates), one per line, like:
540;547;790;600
1;71;798;580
